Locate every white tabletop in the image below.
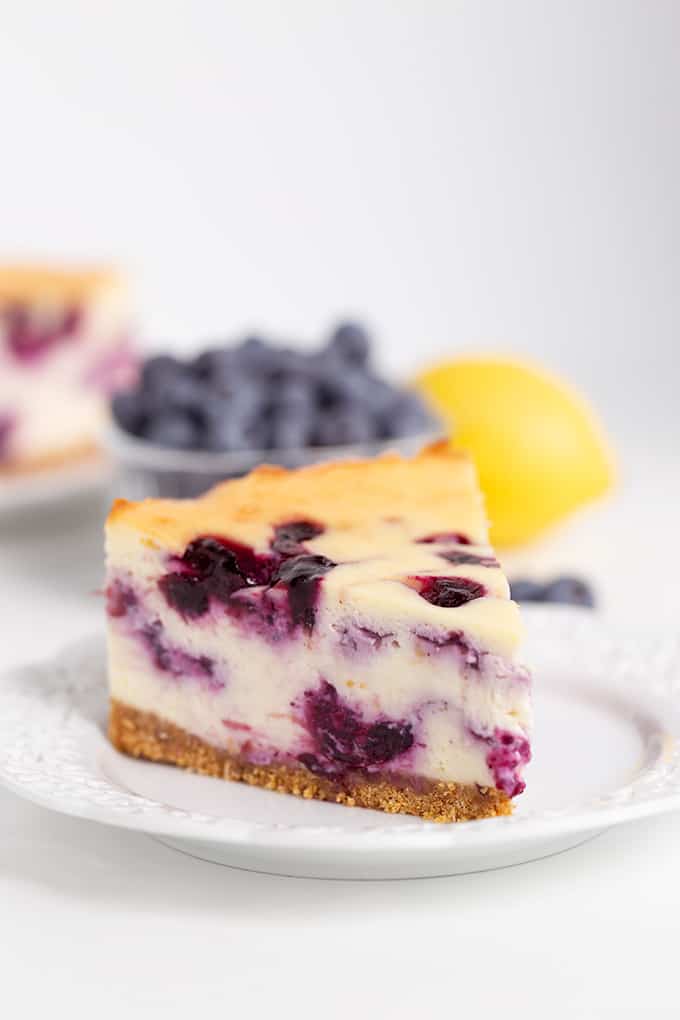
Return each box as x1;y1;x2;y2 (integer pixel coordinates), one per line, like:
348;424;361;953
1;459;679;1020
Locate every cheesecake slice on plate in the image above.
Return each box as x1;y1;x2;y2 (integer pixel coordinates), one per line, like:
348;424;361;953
106;443;531;822
0;264;136;475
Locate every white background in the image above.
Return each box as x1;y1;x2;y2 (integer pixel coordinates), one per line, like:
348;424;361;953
1;3;680;1018
1;0;678;445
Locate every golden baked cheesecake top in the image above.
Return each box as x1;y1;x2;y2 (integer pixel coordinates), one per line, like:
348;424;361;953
108;440;488;553
0;264;124;304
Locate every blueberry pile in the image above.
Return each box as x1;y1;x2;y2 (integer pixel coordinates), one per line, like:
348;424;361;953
510;576;595;608
112;322;437;452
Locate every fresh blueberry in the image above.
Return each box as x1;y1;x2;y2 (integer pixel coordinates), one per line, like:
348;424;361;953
289;349;332;387
111;391;148;436
262;347;309;383
509;579;547;603
543;576;595;608
191;347;240;383
197;393;270;449
380;392;435;438
360;375;403;417
270;410;313;450
316;371;379;414
234;382;268;420
313;374;345;411
274;380;314;412
144;410;197;449
124;327;438;458
163;374;208;411
199;412;250;452
313;408;376;446
233;336;274;374
327;322;371;368
197;383;263;430
510;576;595;608
141;355;185;392
306;348;346;388
209;380;264;423
244;417;273;451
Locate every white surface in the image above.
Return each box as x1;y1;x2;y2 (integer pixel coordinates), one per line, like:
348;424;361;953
2;613;679;880
0;454;679;1016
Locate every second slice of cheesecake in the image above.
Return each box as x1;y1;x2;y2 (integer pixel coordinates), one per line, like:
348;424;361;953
106;442;531;822
0;264;136;473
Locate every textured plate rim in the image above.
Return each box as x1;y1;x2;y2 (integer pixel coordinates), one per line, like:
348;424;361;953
0;456;110;513
1;607;680;854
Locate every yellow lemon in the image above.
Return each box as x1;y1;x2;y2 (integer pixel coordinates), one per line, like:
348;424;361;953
415;357;614;547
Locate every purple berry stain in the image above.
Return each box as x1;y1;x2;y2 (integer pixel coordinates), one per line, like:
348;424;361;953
412;575;486;608
481;728;531;797
298;680;414;778
271;554;335;631
339;624;396;654
158;523;334;634
158;573;210;618
139;620;220;689
417;532;471;545
183;535;274;586
416;628;481;668
439;550;498;568
4;302;82;363
106;580;138;618
158;535;275;619
106;578;222;690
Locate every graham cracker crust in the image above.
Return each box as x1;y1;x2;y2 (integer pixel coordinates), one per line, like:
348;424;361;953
0;441;101;477
109;699;512;823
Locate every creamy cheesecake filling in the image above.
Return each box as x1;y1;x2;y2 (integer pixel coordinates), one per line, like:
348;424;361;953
108;580;225;692
0;289;136;467
107;563;531;794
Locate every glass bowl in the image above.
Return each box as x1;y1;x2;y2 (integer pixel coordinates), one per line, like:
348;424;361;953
105;422;445;500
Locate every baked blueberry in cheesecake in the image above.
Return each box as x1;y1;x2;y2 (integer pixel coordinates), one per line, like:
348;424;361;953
0;265;136;474
106;442;531;822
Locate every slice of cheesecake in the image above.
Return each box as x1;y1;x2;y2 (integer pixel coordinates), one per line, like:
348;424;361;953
106;442;531;822
0;264;136;474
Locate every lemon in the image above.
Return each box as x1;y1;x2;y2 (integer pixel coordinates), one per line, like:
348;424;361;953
415;356;614;547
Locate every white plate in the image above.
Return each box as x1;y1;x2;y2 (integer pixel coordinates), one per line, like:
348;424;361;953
1;607;679;880
0;457;110;515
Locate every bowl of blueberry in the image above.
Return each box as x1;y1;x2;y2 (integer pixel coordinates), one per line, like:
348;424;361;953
108;322;443;499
